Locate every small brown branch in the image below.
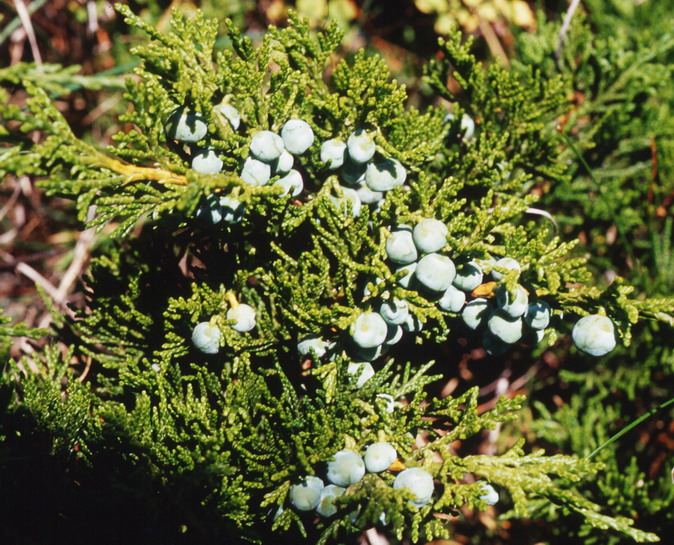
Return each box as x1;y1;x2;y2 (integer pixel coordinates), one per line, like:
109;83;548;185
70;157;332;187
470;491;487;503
13;0;42;65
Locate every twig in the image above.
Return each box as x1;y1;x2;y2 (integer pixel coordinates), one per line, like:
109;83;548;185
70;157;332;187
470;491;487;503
13;0;43;65
16;261;60;301
555;0;582;68
0;0;46;48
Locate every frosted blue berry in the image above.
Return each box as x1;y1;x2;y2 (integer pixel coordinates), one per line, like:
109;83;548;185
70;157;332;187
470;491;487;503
321;139;347;169
393;467;435;508
191;149;223;174
364;442;397;473
386;230;418;265
240;157;271;186
524;301;551;330
165;108;207;143
460;114;475;139
274;149;294;174
273;169;303;197
341;159;367;185
213;103;240;130
297;336;332;359
379;298;409;325
438;285;466;313
572;315;616;356
354;181;383;205
352;343;388;362
316;485;345;517
453;261;483;292
479;483;499;506
191;322;221;354
496;285;529;318
487;312;523;344
250;130;284;162
198;194;223;224
327;449;366;486
347;129;376;164
281;119;314;155
401;313;424;333
462;298;491;329
290;476;324;511
347;362;375;388
395;262;417;288
365;158;406;192
491;257;520;281
413;219;448;254
376;393;396;413
415;253;456;292
384;324;403;346
219;195;245;224
329;186;361;217
351;311;388;349
227;304;256;332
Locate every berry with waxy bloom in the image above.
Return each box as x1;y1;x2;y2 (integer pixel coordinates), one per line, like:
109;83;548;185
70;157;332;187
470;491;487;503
274;149;294;174
415;253;456;292
462;298;491;329
487;312;523;344
240;157;271;186
453;261;483;292
165;107;207;143
491;257;521;281
213;103;240;130
365;158;406;191
219;195;245;224
572;314;616;356
525;300;551;330
289;476;324;511
329;186;362;217
379;298;409;325
316;485;345;517
273;169;304;197
386;230;418;265
227;304;256;332
191;149;223;174
321;138;347;169
347;129;376;164
351;311;388;349
479;483;499;506
393;467;435;508
250;130;285;162
412;218;448;254
191;322;221;354
327;449;366;486
496;285;529;318
438;285;466;313
364;442;397;473
281;119;314;154
347;362;375;388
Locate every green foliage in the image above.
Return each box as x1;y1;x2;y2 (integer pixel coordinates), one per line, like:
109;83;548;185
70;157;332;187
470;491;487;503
2;3;674;544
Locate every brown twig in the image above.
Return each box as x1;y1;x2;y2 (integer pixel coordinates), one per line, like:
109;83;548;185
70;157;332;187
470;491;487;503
555;0;582;68
13;0;42;65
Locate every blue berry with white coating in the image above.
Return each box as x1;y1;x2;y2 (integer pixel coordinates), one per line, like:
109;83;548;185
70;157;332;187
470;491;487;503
297;336;332;359
274;149;294;174
386;230;418;265
384;324;403;346
355;181;384;205
191;149;223;174
250;130;285;162
227;304;256;332
395;262;417;288
347;362;375;388
496;285;529;318
320;139;347;169
376;393;396;413
524;300;551;330
364;442;397;473
273;169;303;197
491;257;521;281
341;159;367;185
316;485;345;517
413;219;448;254
438;285;466;313
479;483;499;506
393;467;435;508
453;261;483;292
487;312;523;344
351;311;388;349
240;157;271;186
281;119;314;155
482;330;509;355
415;253;456;292
379;298;409;325
329;186;361;217
289;476;324;511
191;322;221;354
572;314;616;356
462;298;491;329
165;108;207;143
219;195;245;224
365;158;406;192
347;129;376;164
213;103;240;130
327;450;366;486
